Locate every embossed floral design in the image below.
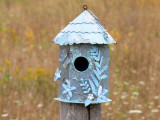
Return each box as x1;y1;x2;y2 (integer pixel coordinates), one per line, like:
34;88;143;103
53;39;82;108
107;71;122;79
54;68;61;81
62;81;76;100
88;94;94;100
84;94;94;107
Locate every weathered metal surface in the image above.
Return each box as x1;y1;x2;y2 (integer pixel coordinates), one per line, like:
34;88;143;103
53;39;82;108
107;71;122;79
54;44;111;106
53;8;115;107
52;10;116;45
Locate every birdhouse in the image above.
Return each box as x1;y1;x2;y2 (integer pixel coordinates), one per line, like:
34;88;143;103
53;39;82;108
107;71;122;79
53;6;116;107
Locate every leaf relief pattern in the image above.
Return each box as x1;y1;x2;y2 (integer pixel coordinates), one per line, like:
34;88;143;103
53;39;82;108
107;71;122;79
62;80;76;100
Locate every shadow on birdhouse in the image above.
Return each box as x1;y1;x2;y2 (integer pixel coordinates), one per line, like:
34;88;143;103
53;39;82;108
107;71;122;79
53;6;116;107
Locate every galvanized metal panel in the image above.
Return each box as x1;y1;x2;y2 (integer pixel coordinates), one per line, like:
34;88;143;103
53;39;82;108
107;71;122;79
52;10;116;45
54;44;111;106
61;23;104;33
71;10;96;24
54;32;116;46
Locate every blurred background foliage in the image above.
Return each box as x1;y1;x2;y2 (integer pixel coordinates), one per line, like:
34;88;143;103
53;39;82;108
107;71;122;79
0;0;160;119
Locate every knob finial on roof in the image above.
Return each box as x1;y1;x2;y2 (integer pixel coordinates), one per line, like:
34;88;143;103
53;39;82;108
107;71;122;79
83;5;88;10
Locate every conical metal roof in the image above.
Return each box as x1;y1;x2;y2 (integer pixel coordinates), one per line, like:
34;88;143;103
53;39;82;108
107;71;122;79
53;10;116;45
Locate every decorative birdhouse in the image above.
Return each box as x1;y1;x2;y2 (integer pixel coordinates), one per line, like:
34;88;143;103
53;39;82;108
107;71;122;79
53;6;116;107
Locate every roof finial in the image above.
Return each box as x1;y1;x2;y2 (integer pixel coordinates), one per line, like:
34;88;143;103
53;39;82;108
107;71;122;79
83;5;88;10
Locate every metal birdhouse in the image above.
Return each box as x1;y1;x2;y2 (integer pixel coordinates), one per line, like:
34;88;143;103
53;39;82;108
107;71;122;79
53;6;116;107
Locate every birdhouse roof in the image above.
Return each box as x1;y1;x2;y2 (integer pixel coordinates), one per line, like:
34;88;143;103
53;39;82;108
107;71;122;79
52;10;116;45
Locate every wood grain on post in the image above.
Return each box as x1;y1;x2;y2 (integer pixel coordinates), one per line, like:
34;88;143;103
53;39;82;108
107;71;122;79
60;102;101;120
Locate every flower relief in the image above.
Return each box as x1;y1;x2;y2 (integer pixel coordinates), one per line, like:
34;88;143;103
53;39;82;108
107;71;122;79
88;94;94;100
84;85;108;107
62;80;76;100
85;94;94;107
54;68;61;81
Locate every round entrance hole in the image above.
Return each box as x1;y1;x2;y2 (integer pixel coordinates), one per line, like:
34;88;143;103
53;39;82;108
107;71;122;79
74;56;89;72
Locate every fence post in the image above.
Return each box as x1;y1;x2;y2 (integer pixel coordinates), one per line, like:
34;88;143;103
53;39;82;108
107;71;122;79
60;102;101;120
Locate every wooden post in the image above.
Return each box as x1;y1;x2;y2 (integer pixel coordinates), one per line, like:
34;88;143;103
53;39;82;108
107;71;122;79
60;102;101;120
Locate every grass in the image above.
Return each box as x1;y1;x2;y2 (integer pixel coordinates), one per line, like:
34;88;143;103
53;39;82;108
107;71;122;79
0;0;160;119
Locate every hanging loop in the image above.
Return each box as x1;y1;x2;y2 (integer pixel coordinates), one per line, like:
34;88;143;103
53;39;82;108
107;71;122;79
83;5;88;10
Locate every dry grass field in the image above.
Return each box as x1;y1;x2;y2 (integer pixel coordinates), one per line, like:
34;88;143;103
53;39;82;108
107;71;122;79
0;0;160;119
